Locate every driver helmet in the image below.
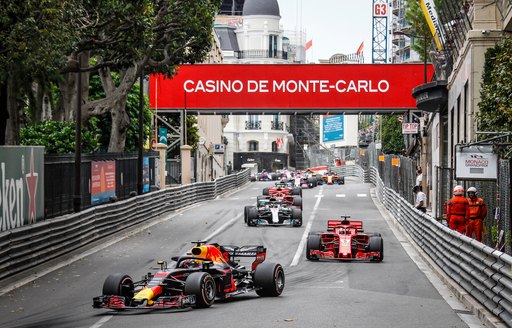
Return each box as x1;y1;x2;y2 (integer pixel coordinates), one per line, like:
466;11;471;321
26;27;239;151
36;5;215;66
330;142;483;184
467;186;477;196
182;259;201;268
453;185;464;196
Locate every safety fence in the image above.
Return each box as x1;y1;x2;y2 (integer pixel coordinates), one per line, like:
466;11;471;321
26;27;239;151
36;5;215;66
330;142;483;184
368;165;512;327
0;169;250;283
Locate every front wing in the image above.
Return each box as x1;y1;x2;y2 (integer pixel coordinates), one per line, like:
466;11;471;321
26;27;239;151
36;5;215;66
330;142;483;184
93;294;196;310
309;250;381;261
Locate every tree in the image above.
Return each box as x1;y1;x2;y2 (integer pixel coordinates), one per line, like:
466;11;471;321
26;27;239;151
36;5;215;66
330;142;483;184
380;115;405;154
404;0;435;62
478;37;512;157
0;0;80;144
62;0;222;152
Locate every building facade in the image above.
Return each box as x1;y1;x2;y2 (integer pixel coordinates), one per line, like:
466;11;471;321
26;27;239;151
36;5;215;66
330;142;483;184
216;0;302;171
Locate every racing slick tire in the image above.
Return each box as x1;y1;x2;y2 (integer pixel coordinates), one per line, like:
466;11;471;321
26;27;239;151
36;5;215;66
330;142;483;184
253;262;285;297
338;177;345;185
292;208;302;227
292;187;302;196
247;206;258;226
250;176;256;182
307;177;315;188
367;236;384;262
184;272;216;308
306;234;322;260
102;273;134;305
244;206;252;223
292;196;302;208
262;188;270;196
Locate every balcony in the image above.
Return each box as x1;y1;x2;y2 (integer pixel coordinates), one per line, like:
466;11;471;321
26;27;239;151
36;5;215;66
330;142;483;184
235;49;288;60
271;121;284;130
245;121;261;130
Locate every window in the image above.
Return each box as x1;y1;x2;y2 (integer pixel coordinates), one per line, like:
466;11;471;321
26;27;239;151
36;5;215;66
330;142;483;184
248;140;259;151
268;35;278;58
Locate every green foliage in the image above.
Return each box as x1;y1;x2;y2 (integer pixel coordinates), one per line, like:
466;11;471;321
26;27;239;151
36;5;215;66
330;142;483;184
381;115;405;154
478;37;512;154
404;0;437;62
87;73;153;152
19;120;100;154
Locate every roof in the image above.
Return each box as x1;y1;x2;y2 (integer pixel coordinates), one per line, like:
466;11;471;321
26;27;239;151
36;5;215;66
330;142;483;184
242;0;280;16
215;26;240;51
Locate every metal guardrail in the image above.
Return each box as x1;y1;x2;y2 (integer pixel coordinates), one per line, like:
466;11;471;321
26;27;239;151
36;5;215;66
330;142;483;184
0;169;250;282
367;166;512;327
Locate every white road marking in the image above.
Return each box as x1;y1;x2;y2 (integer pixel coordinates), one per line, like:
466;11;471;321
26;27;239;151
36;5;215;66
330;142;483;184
336;194;346;198
290;188;323;267
204;212;243;241
357;194;367;197
89;315;114;328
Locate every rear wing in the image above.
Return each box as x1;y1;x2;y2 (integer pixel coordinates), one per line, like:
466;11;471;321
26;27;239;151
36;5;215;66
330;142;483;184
220;245;266;270
327;220;364;232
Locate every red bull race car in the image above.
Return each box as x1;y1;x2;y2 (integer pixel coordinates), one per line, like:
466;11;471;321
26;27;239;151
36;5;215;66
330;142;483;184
306;216;383;262
93;241;285;310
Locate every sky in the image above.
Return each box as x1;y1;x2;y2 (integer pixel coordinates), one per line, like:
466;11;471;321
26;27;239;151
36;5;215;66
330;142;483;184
277;0;374;63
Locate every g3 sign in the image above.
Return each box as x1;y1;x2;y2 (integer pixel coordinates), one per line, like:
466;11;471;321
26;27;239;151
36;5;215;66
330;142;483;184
373;1;388;17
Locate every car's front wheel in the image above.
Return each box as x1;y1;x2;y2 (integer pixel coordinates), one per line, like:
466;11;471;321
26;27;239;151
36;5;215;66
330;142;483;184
102;273;134;305
184;272;216;308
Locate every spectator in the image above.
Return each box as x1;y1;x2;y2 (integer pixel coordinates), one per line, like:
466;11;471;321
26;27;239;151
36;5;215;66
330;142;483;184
413;185;427;213
466;187;487;242
415;167;423;187
447;185;470;234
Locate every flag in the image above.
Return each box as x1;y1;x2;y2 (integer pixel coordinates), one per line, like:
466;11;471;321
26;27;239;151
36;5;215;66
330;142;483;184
276;137;284;149
356;41;364;55
305;39;313;51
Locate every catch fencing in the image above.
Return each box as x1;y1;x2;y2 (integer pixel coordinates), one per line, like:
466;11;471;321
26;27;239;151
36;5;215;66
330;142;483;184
0;169;249;283
359;143;512;254
367;165;512;327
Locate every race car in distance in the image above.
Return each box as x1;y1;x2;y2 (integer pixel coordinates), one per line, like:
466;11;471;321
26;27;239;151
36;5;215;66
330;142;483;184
320;172;345;185
294;171;318;189
306;216;383;262
263;181;302;197
251;170;278;181
93;241;285;310
244;198;302;227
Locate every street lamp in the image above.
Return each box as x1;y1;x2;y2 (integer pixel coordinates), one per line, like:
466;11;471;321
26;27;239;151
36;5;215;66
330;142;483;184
392;31;428;83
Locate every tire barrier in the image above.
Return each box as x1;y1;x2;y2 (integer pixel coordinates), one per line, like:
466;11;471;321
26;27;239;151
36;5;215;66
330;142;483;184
0;169;250;283
368;166;512;327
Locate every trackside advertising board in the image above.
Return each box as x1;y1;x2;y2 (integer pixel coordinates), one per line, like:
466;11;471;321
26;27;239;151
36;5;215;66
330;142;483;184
0;146;45;232
149;64;433;113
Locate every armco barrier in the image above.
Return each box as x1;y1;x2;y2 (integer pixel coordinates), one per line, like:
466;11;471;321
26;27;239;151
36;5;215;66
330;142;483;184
0;169;250;283
368;166;512;327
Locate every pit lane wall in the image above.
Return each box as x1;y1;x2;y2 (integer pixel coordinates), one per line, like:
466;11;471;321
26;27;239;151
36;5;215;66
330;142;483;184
366;165;512;327
0;169;250;282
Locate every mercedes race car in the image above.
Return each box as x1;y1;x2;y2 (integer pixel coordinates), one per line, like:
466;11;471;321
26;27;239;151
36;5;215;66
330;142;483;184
306;216;383;262
244;198;302;227
93;241;285;310
320;172;345;185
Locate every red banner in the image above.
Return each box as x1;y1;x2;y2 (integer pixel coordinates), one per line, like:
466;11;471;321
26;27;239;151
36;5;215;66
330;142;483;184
149;64;432;112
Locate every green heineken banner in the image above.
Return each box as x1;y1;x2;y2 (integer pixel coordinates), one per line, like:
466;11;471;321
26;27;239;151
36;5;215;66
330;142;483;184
0;146;45;232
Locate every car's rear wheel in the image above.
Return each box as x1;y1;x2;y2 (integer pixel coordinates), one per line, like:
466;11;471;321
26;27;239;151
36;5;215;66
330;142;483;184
247;206;258;226
306;234;322;260
292;187;301;196
367;236;384;262
292;208;302;227
292;196;302;208
244;206;251;223
262;188;270;196
184;272;216;308
102;273;134;305
253;262;285;297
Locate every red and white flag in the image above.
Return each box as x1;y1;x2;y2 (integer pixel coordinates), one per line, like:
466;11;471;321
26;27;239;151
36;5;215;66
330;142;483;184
356;41;364;55
305;39;313;51
276;137;284;149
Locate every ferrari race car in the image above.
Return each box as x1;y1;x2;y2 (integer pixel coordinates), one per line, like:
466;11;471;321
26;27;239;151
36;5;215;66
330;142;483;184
320;172;345;185
263;181;302;197
93;241;285;310
244;198;303;227
306;216;383;262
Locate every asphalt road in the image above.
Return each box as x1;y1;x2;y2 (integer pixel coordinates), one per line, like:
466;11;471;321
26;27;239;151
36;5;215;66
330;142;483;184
0;178;485;328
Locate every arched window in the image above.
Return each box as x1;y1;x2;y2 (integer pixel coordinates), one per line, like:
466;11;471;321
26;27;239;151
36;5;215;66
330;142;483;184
248;140;259;151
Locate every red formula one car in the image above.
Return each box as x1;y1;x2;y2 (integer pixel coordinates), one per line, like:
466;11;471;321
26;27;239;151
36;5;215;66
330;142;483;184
93;241;285;310
306;216;383;262
262;182;303;209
